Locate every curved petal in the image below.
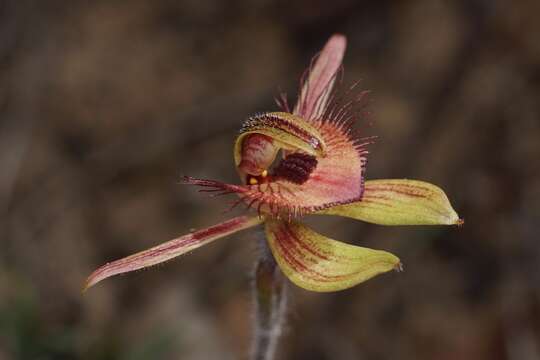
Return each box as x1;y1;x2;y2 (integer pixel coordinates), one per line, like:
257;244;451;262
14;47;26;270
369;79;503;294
294;34;346;121
264;220;401;292
234;112;326;178
84;216;263;290
319;179;462;226
184;119;367;218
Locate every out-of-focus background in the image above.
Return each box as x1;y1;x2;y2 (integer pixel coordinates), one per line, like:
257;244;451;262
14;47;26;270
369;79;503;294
1;0;539;359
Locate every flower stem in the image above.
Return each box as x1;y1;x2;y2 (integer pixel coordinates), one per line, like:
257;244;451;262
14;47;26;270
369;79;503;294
251;238;287;360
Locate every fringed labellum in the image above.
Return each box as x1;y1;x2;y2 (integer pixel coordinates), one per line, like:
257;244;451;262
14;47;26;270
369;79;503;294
186;108;368;218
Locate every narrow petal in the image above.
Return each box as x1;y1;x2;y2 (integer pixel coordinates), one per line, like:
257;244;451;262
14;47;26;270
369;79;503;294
185;118;367;218
84;216;263;290
294;34;346;121
265;220;401;292
319;179;462;226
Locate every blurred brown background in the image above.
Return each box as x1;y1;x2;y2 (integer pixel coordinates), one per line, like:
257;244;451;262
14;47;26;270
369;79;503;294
1;0;539;359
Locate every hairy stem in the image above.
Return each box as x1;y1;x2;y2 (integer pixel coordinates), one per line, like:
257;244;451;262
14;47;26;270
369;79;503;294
251;238;287;360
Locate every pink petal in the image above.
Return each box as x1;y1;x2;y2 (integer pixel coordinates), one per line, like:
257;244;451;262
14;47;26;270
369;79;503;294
84;216;263;290
294;34;346;121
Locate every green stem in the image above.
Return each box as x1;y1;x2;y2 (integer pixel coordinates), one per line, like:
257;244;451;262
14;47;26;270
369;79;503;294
251;239;287;360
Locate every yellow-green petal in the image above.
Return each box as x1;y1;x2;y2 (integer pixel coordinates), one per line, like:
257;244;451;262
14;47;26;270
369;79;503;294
265;220;401;292
319;179;461;226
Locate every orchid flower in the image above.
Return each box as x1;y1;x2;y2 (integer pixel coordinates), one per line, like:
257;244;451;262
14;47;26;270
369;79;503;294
85;34;461;293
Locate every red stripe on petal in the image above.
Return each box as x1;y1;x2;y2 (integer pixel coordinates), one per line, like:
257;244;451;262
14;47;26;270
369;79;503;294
265;220;400;292
84;215;263;290
294;35;346;121
319;179;461;226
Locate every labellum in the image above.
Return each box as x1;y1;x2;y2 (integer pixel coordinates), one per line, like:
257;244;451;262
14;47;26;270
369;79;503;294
190;108;368;218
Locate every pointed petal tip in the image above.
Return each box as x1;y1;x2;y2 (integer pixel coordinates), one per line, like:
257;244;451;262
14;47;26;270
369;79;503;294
81;216;263;291
265;220;401;292
444;206;462;226
81;283;90;294
328;34;347;48
82;280;91;293
82;264;113;292
294;34;348;120
320;179;460;226
179;175;195;184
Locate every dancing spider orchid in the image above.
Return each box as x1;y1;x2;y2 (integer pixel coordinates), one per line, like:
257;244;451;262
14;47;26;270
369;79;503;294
85;34;462;292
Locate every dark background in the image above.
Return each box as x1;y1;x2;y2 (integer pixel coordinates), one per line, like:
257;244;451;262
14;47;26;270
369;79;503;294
1;1;539;359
